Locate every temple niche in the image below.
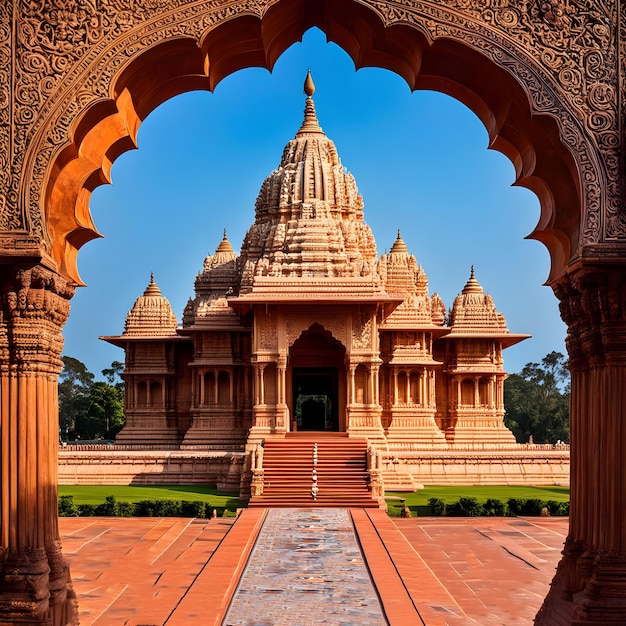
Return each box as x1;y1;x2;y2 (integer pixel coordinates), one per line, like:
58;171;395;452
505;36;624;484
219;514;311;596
103;72;528;455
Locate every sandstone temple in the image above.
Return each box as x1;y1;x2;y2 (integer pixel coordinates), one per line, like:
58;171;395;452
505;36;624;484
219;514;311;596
101;73;541;492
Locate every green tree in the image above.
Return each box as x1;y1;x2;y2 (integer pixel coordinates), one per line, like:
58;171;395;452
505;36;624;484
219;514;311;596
86;381;125;439
58;356;94;440
504;351;570;444
102;361;124;391
58;357;125;440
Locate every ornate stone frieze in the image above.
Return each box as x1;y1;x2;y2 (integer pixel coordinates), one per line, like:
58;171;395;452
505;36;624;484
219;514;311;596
0;3;11;230
11;0;265;248
257;317;278;350
352;313;373;350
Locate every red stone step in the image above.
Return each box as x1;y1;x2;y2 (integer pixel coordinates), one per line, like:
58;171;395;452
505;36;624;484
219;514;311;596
249;433;378;508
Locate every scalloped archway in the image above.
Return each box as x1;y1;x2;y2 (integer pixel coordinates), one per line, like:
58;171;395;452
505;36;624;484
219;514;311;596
3;1;625;624
43;1;581;287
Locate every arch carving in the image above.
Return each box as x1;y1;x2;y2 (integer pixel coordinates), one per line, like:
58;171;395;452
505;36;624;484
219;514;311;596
286;319;348;350
0;0;621;285
3;2;626;624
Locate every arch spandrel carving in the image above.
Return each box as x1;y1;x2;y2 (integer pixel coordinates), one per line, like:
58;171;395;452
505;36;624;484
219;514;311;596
2;0;620;285
285;318;348;350
0;1;623;278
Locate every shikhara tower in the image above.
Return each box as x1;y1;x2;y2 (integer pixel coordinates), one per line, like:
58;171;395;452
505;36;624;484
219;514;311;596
103;72;528;461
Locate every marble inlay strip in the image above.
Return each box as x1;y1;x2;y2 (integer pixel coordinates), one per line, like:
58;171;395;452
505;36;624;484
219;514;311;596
222;508;388;625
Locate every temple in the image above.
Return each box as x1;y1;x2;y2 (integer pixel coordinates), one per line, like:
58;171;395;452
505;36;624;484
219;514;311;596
103;72;529;461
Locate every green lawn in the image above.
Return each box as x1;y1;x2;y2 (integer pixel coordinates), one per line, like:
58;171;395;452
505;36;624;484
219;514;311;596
58;485;240;510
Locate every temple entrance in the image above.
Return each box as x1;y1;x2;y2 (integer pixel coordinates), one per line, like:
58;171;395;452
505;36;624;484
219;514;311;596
287;323;347;432
292;368;339;431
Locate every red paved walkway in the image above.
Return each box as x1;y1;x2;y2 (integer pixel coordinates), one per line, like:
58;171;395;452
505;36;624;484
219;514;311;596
60;513;568;625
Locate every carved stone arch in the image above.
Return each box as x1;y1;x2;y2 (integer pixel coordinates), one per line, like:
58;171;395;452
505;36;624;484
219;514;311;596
16;0;609;287
4;2;626;624
286;320;348;351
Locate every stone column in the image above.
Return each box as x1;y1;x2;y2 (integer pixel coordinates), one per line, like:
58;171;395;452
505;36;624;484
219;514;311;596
537;265;626;624
0;264;78;624
199;370;205;406
349;364;356;405
392;368;398;406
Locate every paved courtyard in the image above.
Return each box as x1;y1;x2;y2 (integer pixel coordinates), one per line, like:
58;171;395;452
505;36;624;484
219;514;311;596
59;512;568;625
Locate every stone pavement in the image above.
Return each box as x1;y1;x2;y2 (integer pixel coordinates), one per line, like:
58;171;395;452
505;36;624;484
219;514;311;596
59;512;568;625
223;508;387;625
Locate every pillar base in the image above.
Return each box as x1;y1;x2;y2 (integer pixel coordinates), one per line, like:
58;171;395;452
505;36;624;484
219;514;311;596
0;548;78;626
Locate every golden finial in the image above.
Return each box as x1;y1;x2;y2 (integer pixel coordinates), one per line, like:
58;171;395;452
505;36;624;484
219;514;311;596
304;69;315;97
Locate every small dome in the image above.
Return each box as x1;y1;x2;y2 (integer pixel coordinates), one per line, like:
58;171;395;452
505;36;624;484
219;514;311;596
390;230;409;256
461;266;483;295
204;229;237;271
449;267;507;331
123;274;178;336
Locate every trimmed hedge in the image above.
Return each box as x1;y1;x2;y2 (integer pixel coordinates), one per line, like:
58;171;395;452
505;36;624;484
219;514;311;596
397;496;570;518
59;495;223;518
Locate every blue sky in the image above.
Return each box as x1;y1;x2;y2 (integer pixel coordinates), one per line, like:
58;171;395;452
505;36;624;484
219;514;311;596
63;28;567;379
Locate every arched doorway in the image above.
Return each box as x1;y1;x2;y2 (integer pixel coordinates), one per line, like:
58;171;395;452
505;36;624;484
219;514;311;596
288;324;347;432
2;2;625;624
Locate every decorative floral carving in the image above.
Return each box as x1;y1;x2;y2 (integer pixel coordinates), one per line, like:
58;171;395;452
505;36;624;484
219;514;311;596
352;313;372;350
258;318;277;350
285;318;347;348
553;266;626;370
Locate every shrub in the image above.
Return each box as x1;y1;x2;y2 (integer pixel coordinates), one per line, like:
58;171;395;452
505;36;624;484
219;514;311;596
58;495;78;517
95;495;117;516
521;498;545;516
546;500;562;516
133;500;158;517
428;497;446;516
507;498;524;516
180;500;206;518
116;501;135;517
482;498;506;516
77;504;96;517
156;499;182;517
447;497;482;517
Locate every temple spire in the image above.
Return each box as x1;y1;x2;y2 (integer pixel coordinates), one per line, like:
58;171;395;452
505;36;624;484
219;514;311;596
297;70;323;135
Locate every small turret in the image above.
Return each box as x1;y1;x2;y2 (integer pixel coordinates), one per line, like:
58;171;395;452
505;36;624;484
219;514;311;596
123;274;178;336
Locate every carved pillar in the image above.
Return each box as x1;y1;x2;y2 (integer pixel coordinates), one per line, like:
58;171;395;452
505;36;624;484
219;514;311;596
349;363;356;405
199;370;205;406
0;264;78;624
253;363;265;406
392;368;398;406
537;265;626;624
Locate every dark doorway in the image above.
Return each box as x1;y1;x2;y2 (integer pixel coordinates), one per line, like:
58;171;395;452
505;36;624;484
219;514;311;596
292;368;338;431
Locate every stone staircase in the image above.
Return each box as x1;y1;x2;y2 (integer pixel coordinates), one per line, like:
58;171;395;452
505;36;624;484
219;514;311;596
248;433;379;508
